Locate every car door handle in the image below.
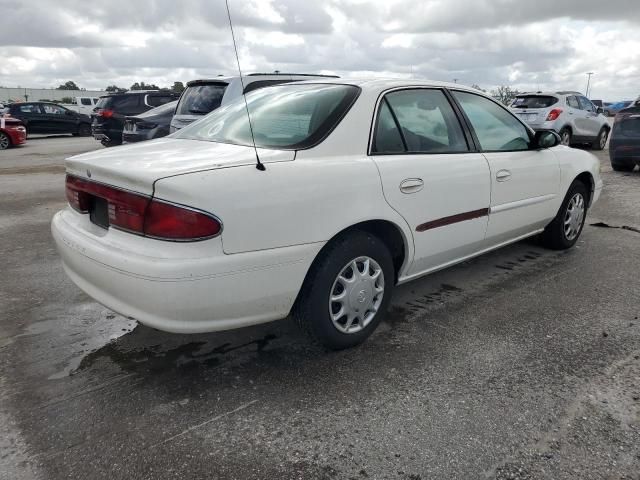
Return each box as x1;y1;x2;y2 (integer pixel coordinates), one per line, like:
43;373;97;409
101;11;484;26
399;178;424;194
496;170;511;182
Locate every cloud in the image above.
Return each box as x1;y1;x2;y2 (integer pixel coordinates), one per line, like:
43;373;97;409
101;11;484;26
0;0;637;100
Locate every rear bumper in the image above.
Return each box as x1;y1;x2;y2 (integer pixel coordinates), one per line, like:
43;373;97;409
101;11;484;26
51;208;323;333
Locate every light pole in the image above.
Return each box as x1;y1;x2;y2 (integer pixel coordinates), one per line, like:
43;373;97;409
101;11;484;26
585;72;594;98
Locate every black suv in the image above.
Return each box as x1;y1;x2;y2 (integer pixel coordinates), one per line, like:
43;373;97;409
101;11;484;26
7;102;91;136
92;90;179;146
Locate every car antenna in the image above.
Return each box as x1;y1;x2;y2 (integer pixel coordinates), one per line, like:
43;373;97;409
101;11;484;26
224;0;265;171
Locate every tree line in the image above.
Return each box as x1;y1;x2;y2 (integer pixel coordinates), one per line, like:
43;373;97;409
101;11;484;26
56;80;185;94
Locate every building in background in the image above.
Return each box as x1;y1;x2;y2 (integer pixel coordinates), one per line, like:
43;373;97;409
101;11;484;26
0;87;107;104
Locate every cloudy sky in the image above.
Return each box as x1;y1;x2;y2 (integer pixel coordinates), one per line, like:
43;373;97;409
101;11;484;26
0;0;638;100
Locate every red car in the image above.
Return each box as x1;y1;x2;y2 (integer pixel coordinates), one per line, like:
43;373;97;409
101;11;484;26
0;116;27;149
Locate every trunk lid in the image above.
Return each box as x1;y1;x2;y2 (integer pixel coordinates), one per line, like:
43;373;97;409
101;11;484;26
65;137;294;194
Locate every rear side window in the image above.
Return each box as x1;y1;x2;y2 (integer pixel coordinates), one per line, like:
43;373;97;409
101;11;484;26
146;95;176;107
373;101;405;153
567;96;580;109
80;98;92;106
380;89;468;154
511;96;558;108
112;95;141;111
18;104;40;113
176;84;359;149
453;91;530;151
176;83;228;115
620;116;640;138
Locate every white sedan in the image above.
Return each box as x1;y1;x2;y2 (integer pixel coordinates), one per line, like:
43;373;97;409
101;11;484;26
52;79;602;350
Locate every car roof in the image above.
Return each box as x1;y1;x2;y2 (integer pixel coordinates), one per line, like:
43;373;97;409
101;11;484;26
185;73;339;87
283;77;488;95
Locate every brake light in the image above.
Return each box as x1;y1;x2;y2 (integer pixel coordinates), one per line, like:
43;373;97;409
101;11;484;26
546;108;563;121
97;109;114;118
65;175;221;241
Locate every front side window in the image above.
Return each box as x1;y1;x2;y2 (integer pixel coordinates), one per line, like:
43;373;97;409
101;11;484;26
567;96;580;109
175;84;359;149
42;104;67;115
453;91;531;151
577;96;595;112
373;89;468;154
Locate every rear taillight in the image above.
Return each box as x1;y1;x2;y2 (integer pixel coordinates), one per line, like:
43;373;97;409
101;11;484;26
546;108;563;121
96;109;114;118
65;175;221;241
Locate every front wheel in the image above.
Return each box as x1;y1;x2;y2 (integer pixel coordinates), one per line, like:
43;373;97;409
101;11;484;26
591;127;609;151
541;181;588;250
293;231;394;350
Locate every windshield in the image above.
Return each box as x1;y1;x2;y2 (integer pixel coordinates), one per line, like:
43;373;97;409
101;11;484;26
174;84;360;149
175;83;228;115
511;96;558;108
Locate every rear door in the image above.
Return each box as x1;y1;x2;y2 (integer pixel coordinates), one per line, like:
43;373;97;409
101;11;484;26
451;90;560;245
565;95;583;134
41;103;76;133
14;103;44;132
371;88;491;276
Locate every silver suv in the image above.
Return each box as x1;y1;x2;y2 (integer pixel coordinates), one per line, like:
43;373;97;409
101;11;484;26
170;73;338;133
510;91;610;150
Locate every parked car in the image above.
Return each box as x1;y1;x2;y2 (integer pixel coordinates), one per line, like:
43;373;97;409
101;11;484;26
609;97;640;172
170;73;339;132
61;96;100;115
7;102;91;136
122;100;177;144
92;90;179;147
0;116;27;149
53;79;602;350
604;101;633;117
510;91;610;149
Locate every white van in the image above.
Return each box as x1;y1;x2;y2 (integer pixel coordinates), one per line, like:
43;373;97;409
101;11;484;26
170;73;338;133
62;97;100;115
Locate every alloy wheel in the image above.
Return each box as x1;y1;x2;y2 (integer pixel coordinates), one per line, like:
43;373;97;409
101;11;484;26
0;133;9;150
329;256;385;334
561;131;571;146
563;193;585;241
599;130;608;149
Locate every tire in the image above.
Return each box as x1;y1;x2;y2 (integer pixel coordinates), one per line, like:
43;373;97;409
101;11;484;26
559;128;572;147
611;161;635;172
0;131;10;150
293;230;394;350
541;180;588;250
591;127;609;151
77;124;91;137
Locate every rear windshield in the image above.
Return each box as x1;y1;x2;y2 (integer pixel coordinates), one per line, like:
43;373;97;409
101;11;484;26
174;84;360;150
96;95;140;110
511;96;558;108
175;83;228;115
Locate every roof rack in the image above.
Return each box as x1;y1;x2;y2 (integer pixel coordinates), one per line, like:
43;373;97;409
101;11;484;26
247;73;339;78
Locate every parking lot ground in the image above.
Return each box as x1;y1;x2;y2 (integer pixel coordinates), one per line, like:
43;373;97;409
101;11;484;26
1;137;639;480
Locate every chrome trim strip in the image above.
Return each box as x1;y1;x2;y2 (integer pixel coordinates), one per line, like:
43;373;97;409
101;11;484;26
490;194;556;214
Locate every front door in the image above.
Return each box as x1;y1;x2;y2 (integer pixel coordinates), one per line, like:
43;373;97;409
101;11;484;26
41;104;76;134
370;88;491;277
451;90;561;245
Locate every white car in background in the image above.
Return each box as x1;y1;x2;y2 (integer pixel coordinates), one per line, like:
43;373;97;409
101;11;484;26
52;79;602;350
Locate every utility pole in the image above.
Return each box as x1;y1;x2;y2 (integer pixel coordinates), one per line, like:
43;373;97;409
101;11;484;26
453;78;458;84
585;72;594;98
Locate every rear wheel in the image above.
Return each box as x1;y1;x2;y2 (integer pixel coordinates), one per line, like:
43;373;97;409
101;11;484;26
541;181;588;250
559;128;572;146
591;127;609;151
77;124;91;137
293;231;394;350
0;132;10;150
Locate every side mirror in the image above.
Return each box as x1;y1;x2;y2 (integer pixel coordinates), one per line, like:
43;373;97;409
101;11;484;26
596;107;604;114
534;130;560;149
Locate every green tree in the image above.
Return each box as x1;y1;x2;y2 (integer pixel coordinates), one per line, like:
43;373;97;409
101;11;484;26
471;84;487;92
57;80;80;90
60;97;74;104
105;85;127;93
171;81;185;93
130;82;160;91
491;85;521;105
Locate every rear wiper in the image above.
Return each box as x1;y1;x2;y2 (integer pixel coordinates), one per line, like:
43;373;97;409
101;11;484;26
188;109;210;114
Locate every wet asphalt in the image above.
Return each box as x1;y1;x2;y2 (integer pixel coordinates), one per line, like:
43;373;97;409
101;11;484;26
1;136;639;480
